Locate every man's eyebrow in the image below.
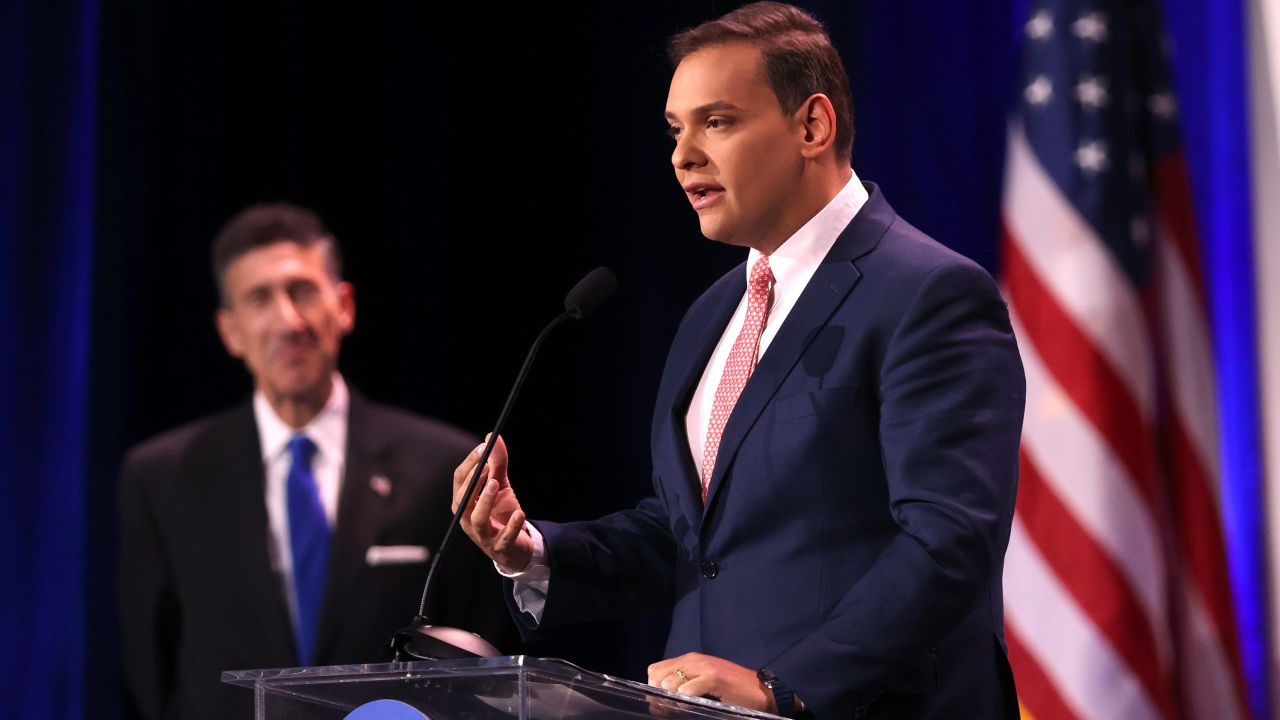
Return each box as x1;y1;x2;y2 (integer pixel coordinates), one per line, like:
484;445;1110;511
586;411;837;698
664;101;743;121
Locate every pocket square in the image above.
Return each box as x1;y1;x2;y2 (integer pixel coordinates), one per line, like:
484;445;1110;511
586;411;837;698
366;545;430;566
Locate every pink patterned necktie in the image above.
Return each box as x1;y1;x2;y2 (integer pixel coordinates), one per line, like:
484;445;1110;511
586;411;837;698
701;255;775;504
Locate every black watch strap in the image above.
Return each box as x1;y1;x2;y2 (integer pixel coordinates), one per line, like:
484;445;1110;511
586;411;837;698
757;667;797;717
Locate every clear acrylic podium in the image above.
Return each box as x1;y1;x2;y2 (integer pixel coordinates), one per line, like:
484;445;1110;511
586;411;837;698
222;655;785;720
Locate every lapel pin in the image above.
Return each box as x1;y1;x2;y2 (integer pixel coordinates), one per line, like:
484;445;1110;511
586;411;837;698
369;475;393;498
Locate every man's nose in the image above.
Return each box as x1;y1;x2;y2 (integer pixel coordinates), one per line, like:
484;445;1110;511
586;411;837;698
671;134;706;171
272;294;306;330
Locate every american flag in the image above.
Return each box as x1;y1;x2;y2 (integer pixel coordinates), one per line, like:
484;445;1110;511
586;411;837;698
999;0;1251;718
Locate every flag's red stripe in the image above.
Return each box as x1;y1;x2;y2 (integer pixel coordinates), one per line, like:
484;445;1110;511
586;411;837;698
1152;153;1209;307
1001;225;1160;508
1016;453;1176;719
1006;623;1082;720
1150;150;1247;713
1166;416;1249;713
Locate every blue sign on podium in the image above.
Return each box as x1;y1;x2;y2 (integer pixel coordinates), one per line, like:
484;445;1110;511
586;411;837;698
343;699;429;719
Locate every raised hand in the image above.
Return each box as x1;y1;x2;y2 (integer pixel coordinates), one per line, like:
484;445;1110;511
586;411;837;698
451;434;534;572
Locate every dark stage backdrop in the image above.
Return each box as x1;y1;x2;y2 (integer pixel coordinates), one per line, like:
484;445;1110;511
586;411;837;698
5;1;1027;717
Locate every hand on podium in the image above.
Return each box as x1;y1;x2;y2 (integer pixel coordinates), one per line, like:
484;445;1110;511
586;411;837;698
648;653;778;715
452;434;534;573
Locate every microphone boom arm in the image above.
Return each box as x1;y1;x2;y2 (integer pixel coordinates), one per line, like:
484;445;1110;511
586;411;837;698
415;309;571;620
390;267;614;661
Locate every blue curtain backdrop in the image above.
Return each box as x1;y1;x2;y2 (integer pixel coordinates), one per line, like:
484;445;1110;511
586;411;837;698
0;1;1266;717
0;0;100;718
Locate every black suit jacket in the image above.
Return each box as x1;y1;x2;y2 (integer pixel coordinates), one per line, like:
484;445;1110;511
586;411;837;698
118;390;513;720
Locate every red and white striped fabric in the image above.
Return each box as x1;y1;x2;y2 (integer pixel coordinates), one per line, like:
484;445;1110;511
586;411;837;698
999;2;1249;718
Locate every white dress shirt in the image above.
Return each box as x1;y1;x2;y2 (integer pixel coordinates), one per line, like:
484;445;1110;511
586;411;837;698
684;172;868;475
255;373;350;629
506;171;869;622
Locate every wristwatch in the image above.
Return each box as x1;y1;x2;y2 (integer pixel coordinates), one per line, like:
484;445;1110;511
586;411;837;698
756;667;797;717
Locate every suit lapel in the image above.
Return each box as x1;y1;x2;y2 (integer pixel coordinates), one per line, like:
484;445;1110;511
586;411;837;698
191;403;296;660
703;184;895;513
313;391;391;662
659;269;746;528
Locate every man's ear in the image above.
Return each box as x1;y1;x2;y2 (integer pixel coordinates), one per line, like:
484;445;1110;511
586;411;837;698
336;281;355;335
797;93;838;159
215;307;245;358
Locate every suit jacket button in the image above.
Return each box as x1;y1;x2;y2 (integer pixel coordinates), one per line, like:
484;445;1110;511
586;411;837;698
701;560;719;579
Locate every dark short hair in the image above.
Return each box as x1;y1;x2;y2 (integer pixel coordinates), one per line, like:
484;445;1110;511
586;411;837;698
667;1;854;161
211;203;343;304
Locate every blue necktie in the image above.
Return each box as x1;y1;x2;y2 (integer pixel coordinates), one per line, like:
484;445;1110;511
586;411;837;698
286;434;329;665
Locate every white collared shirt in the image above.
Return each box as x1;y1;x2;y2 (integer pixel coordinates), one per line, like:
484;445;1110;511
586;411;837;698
685;170;868;474
506;170;869;621
255;373;350;627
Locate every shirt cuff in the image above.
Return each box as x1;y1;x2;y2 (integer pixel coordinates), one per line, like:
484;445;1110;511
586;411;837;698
494;522;549;622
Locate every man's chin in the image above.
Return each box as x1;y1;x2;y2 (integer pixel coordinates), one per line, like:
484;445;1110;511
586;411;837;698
698;219;730;244
263;370;332;404
700;225;749;249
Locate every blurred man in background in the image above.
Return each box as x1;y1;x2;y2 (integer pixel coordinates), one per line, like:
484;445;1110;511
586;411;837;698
118;203;512;720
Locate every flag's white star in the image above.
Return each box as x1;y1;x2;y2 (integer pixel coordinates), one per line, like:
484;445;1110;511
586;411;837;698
1075;140;1109;173
1075;75;1110;109
1149;91;1177;119
1026;10;1054;40
1025;75;1054;106
1073;12;1109;42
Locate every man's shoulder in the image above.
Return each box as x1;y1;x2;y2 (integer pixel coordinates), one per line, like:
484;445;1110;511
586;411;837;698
827;184;993;290
351;393;476;455
122;403;252;477
872;214;990;282
839;216;999;331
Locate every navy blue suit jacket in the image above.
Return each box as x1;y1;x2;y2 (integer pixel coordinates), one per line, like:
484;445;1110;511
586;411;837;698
522;185;1024;719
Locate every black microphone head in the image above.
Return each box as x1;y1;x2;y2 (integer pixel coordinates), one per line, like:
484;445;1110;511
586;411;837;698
564;267;617;319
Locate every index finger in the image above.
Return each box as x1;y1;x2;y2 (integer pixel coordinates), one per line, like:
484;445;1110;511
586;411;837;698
484;433;510;483
452;443;486;511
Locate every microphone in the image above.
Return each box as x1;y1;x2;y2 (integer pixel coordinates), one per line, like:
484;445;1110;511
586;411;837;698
563;266;617;320
390;267;617;661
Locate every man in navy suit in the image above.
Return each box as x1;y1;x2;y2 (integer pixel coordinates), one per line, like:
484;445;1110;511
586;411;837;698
453;3;1024;718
